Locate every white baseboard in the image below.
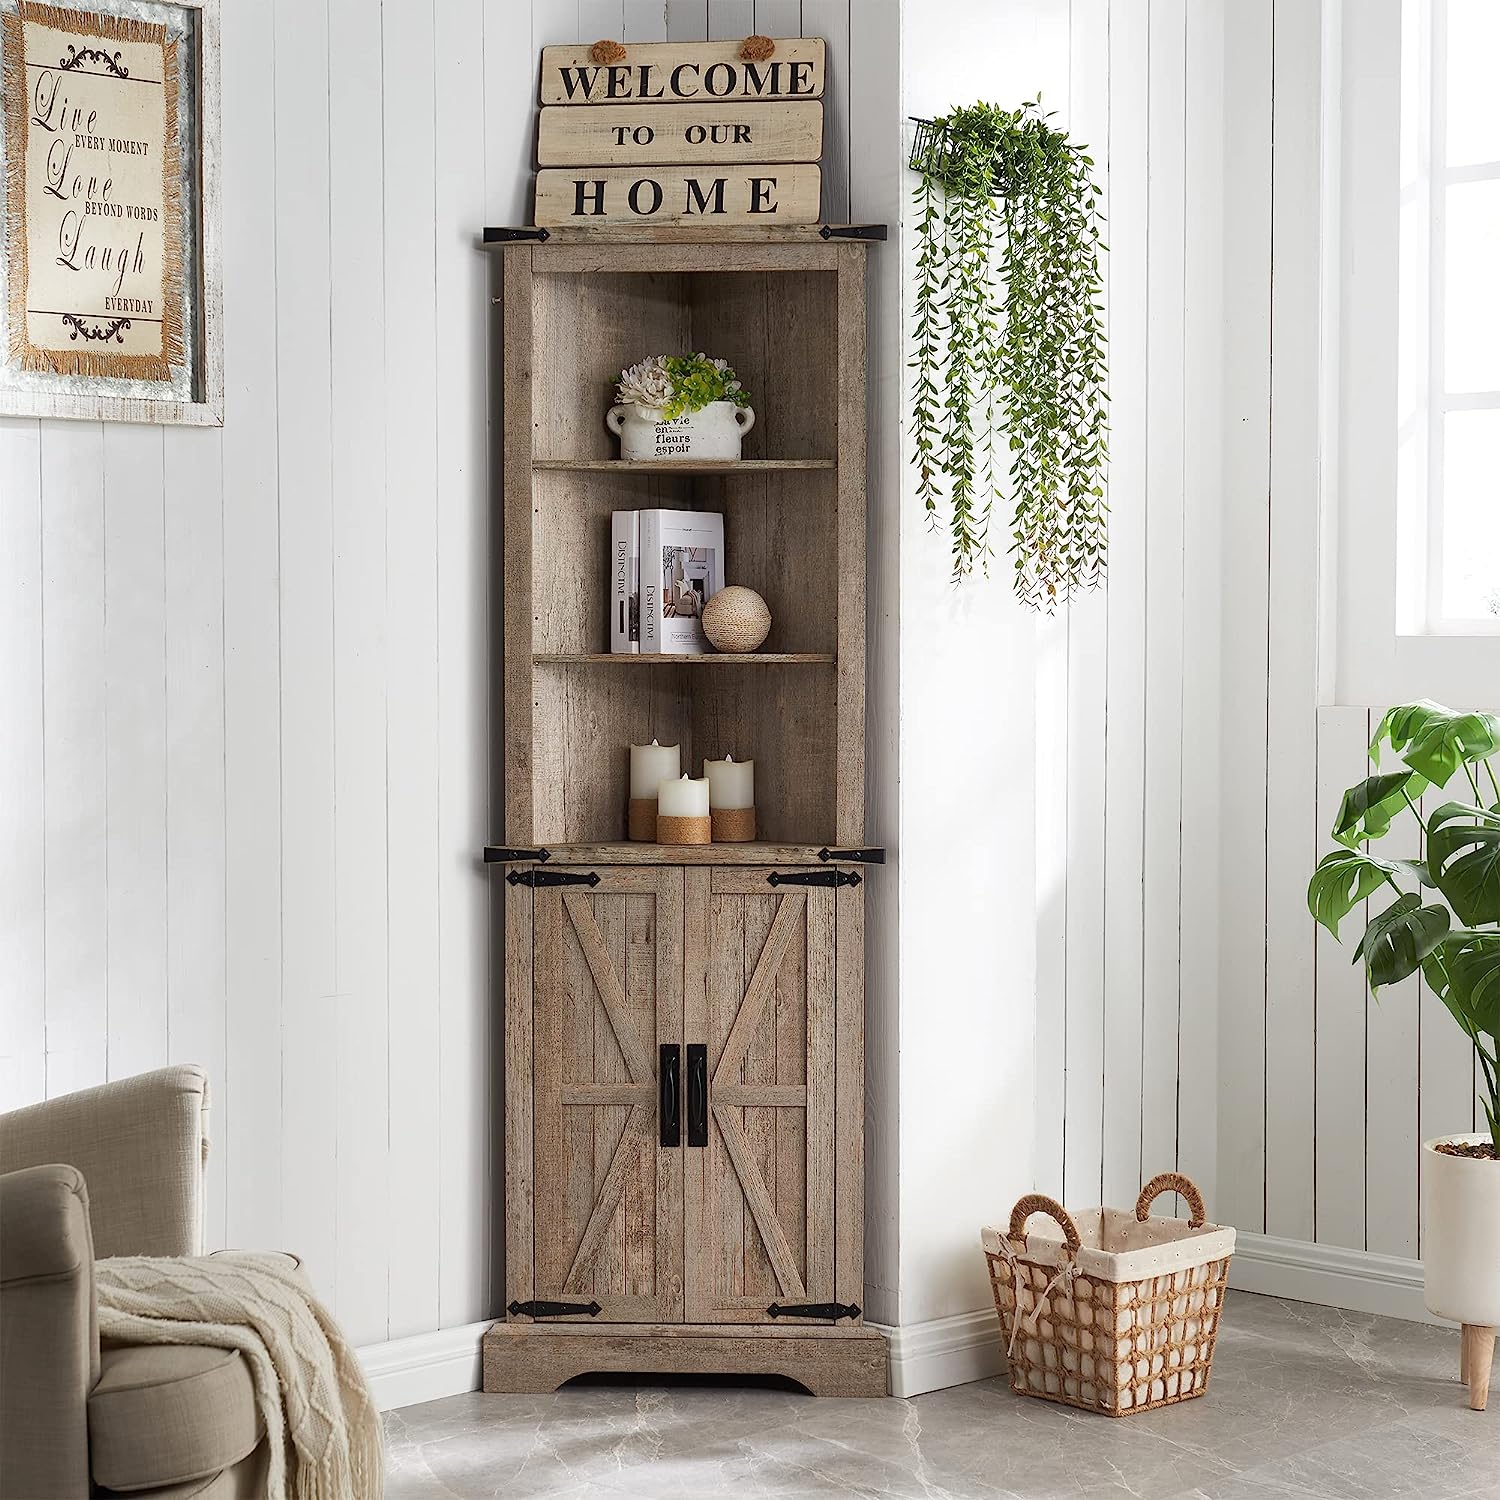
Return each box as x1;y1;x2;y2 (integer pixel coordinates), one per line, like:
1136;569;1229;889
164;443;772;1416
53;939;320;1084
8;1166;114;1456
872;1308;1004;1398
359;1320;489;1411
1229;1231;1449;1327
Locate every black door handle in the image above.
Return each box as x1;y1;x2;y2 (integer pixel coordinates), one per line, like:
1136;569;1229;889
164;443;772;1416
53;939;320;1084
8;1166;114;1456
686;1044;708;1147
659;1044;680;1147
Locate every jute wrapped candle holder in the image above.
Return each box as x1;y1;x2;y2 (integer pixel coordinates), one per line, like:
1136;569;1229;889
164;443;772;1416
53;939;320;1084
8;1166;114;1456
627;798;657;842
655;813;711;845
710;806;756;842
982;1173;1234;1417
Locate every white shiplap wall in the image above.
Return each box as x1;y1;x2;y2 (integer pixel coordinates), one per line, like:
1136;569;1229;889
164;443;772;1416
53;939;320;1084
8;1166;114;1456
0;0;854;1349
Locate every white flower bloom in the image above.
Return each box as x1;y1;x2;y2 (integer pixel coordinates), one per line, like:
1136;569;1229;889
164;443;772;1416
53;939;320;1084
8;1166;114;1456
617;356;675;409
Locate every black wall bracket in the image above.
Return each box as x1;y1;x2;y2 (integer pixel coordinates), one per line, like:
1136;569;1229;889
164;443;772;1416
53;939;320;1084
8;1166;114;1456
484;845;551;864
819;224;888;241
483;226;551;243
767;869;861;889
507;1299;602;1319
506;868;600;888
767;1301;862;1320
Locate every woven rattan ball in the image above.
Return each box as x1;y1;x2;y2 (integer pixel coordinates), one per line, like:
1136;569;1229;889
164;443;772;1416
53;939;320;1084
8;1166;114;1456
702;586;771;653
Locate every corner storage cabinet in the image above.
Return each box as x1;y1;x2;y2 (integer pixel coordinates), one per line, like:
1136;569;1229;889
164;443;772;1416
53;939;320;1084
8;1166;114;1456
482;229;884;1397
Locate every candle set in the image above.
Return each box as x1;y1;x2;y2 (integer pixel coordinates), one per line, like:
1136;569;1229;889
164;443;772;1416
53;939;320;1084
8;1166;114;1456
628;740;756;845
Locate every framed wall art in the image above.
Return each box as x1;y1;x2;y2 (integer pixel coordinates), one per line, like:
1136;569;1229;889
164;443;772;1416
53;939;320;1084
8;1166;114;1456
0;0;220;423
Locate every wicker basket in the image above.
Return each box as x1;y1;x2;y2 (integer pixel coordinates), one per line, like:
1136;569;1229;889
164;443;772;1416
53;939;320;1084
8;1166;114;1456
982;1173;1235;1416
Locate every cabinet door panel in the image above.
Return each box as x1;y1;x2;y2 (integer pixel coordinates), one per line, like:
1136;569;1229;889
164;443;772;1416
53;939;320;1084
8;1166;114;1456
686;868;837;1323
530;869;683;1322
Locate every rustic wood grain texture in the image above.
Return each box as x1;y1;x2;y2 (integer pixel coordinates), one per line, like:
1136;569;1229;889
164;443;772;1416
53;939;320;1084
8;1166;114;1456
504;882;534;1313
537;100;823;166
482;1322;886;1397
538;39;826;106
535;165;821;227
502;246;535;840
834;244;867;845
834;881;864;1312
536;842;859;866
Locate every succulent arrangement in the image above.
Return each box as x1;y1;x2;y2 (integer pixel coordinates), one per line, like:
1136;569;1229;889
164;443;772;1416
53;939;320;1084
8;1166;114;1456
616;354;751;422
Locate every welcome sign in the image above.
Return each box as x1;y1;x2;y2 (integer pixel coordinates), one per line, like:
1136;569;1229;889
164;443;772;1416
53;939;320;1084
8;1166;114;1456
533;37;825;227
2;0;183;380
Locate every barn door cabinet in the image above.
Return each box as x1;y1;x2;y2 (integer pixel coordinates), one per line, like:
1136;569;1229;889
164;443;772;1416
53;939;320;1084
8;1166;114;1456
481;226;885;1397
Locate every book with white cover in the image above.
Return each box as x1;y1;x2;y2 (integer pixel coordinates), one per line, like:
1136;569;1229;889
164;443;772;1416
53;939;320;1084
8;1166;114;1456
639;509;725;654
610;510;639;653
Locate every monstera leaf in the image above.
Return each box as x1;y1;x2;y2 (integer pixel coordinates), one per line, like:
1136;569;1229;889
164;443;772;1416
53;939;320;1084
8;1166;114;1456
1426;930;1500;1040
1353;894;1450;991
1426;802;1500;927
1307;848;1430;938
1332;772;1426;848
1372;701;1500;788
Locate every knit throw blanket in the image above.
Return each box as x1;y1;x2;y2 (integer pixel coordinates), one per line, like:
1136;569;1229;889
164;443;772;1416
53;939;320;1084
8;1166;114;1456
96;1253;383;1500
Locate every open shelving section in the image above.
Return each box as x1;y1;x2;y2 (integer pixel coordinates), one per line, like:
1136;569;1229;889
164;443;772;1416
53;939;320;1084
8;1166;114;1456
499;235;867;853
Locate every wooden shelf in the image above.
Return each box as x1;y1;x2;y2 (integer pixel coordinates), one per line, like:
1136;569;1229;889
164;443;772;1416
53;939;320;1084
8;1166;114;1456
535;652;834;666
530;841;851;867
533;458;836;473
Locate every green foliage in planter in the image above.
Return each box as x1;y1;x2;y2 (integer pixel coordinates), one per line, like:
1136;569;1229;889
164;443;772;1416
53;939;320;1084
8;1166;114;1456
1308;701;1500;1153
910;101;1108;609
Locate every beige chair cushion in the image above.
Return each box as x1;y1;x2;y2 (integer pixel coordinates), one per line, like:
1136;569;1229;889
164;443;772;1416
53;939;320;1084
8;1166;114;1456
88;1343;262;1493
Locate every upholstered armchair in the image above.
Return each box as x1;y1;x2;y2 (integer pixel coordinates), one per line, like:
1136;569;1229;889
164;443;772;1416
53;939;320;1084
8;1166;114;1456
0;1067;270;1498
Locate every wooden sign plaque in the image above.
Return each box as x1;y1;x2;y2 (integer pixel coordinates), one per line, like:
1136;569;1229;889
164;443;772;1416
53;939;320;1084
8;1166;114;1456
534;164;821;227
539;38;825;106
537;100;823;167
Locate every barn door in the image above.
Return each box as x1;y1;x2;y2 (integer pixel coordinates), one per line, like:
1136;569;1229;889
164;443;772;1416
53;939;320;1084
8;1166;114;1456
684;868;838;1324
526;868;684;1323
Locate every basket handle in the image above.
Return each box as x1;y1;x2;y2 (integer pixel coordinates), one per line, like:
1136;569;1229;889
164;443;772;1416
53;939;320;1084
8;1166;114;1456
1007;1194;1081;1253
1136;1172;1207;1229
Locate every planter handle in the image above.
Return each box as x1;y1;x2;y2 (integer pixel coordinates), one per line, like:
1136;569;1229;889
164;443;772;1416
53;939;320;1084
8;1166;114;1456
1008;1193;1081;1253
733;405;756;434
606;404;627;436
1136;1172;1207;1229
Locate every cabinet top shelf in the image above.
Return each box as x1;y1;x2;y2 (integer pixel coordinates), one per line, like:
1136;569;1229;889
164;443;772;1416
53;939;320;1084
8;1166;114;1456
534;459;835;473
536;652;833;666
504;842;866;867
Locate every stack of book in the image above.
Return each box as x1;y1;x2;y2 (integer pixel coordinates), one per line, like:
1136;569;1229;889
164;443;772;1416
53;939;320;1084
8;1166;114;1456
611;509;725;654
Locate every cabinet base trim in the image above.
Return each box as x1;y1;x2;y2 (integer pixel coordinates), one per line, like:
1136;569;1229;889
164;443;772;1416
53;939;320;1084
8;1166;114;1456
482;1321;888;1397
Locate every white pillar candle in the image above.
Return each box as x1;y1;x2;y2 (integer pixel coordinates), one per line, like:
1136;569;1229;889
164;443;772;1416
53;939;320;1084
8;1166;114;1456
705;754;754;810
629;739;680;799
657;773;710;818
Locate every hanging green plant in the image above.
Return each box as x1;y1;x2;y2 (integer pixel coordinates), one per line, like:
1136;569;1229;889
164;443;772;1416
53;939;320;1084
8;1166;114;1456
909;101;1108;609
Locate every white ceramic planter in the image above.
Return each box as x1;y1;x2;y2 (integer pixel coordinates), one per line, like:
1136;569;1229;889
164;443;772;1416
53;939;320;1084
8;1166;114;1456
1422;1134;1500;1326
606;400;754;462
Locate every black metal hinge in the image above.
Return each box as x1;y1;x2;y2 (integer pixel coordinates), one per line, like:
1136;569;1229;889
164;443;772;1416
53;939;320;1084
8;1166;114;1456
767;1301;862;1320
506;868;601;888
819;224;888;241
508;1298;602;1319
483;225;551;243
818;847;886;865
767;869;861;889
483;846;551;864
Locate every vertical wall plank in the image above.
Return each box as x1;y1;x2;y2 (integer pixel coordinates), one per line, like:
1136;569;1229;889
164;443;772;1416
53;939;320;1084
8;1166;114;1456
1365;715;1419;1258
220;0;283;1254
329;0;391;1347
1313;706;1368;1249
752;0;800;38
622;0;669;41
40;424;109;1098
707;0;753;40
1097;0;1147;1212
103;427;168;1083
164;428;227;1250
580;0;626;38
1260;0;1323;1244
802;0;850;220
1176;0;1225;1210
1053;0;1110;1210
385;0;443;1340
274;0;339;1297
436;0;493;1331
1215;0;1273;1234
668;0;711;39
0;422;46;1109
1139;0;1188;1195
1035;609;1070;1197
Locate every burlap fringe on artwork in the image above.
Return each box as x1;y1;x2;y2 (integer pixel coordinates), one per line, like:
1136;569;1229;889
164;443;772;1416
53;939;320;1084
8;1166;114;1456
5;3;183;381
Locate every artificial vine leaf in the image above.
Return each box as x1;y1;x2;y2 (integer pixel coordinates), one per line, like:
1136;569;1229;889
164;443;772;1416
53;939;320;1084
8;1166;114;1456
1331;772;1424;849
1353;894;1450;992
908;102;1107;608
1306;848;1427;938
1371;701;1500;788
1426;802;1500;927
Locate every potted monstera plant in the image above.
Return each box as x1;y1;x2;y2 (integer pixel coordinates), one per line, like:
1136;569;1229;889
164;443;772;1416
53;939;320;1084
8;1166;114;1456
1308;701;1500;1410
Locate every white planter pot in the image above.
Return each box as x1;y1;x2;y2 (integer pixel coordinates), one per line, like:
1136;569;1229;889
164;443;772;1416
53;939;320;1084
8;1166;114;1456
1422;1133;1500;1326
606;400;755;462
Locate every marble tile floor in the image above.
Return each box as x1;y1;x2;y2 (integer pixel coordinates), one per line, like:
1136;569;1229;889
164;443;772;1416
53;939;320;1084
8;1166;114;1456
384;1293;1500;1499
